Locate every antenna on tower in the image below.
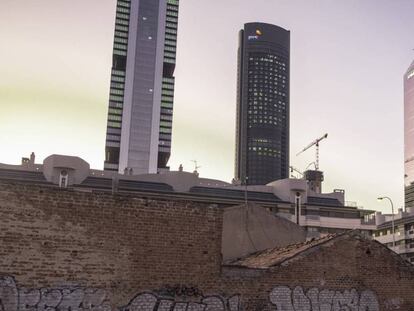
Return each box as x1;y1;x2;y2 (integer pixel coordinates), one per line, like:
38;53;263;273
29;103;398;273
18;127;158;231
191;160;201;175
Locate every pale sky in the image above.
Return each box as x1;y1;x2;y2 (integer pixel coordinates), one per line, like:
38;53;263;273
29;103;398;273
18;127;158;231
0;0;413;212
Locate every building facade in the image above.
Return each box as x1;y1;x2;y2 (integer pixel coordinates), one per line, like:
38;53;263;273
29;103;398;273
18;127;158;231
0;153;376;241
373;208;414;264
104;0;179;175
1;170;414;309
405;59;414;207
235;23;290;185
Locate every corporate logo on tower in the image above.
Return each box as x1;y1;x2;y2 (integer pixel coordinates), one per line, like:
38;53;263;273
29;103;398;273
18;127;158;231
408;69;414;80
248;29;262;40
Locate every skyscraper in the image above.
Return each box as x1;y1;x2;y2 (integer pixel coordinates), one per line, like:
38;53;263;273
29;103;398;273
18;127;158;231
404;59;414;207
104;0;179;174
235;23;290;185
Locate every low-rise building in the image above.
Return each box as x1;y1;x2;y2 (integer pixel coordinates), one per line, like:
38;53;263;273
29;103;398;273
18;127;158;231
372;208;414;263
0;153;376;239
1;160;414;309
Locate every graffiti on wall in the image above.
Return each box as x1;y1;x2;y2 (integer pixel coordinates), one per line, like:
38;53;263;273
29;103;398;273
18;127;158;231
0;276;112;311
0;277;241;311
384;297;403;310
0;276;385;311
269;286;379;311
156;284;204;298
121;292;240;311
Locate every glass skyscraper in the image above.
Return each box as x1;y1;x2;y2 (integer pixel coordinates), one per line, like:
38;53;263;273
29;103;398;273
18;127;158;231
104;0;179;174
405;59;414;207
235;23;290;185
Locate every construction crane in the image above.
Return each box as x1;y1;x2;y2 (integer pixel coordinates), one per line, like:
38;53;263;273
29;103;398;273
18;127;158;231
289;166;303;179
296;133;328;171
305;162;317;170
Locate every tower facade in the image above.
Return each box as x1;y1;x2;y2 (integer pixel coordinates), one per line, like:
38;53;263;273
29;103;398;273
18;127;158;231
104;0;179;174
235;23;290;185
405;60;414;207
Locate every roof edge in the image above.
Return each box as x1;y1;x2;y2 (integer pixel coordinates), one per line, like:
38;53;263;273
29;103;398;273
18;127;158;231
226;230;373;269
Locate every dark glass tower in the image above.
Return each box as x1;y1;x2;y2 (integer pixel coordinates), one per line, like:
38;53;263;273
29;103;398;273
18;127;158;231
405;59;414;207
235;23;290;185
104;0;179;174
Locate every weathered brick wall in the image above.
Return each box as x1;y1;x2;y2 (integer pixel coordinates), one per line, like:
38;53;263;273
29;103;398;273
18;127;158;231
222;236;414;310
1;181;414;310
0;182;223;305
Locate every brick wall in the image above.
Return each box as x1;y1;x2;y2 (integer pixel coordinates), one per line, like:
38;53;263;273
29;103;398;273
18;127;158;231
1;181;414;310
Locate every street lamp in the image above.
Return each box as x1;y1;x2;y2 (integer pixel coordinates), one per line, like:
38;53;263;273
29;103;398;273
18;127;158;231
244;176;249;206
377;196;395;248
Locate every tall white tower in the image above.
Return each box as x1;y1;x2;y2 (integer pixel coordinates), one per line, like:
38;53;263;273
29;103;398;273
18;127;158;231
104;0;179;175
404;59;414;207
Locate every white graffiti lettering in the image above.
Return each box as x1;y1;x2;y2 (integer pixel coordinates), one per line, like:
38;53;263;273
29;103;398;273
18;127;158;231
269;286;379;311
0;277;241;311
121;293;240;311
0;276;384;311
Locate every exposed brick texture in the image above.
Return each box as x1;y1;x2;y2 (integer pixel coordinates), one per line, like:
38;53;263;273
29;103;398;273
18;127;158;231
1;181;414;310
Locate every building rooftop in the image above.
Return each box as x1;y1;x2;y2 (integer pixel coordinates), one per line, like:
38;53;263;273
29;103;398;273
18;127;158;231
377;214;414;229
227;234;337;269
0;154;287;206
0;153;375;230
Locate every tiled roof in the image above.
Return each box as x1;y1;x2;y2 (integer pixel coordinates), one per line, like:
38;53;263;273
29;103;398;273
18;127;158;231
117;179;174;192
79;177;175;192
0;169;50;184
77;176;113;189
189;186;282;202
307;196;343;207
227;234;337;269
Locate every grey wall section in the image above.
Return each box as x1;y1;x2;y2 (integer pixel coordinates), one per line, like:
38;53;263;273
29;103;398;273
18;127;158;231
222;204;306;261
119;0;167;175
